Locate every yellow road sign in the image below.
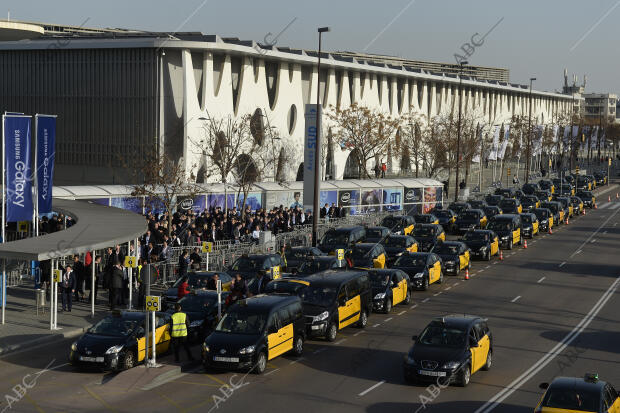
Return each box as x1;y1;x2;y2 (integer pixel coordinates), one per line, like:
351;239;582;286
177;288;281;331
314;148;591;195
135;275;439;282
609;158;612;166
336;249;345;260
53;269;61;283
201;242;213;253
507;168;511;177
272;266;281;279
145;295;160;312
17;221;29;232
124;256;137;268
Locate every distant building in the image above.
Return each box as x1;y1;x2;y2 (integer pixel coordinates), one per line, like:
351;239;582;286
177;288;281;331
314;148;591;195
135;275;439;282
583;93;617;124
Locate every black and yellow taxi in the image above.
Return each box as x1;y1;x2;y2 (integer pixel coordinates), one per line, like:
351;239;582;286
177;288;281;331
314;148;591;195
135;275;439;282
585;174;597;189
434;241;471;275
576;175;592;191
520;212;540;238
163;271;233;310
166;290;231;342
70;310;171;371
483;205;503;220
536;189;553;202
290;256;345;276
570;196;585;215
447;202;472;217
535;373;620;413
460;229;499;261
392;252;443;290
368;269;411;313
554;195;574;218
485;194;504;206
435;209;458;234
227;254;284;281
533;207;554;232
541;201;564;225
365;226;391;243
576;190;596;209
521;195;541;212
594;171;608;186
522;182;541;195
381;234;419;265
381;215;415;235
202;294;305;374
454;209;488;233
403;315;493;386
468;199;488;210
495;187;516;198
539;179;555;194
414;213;440;225
303;270;372;341
318;226;366;254
349;243;387;269
499;197;523;214
284;246;325;272
487;214;522;250
553;178;576;196
412;223;446;252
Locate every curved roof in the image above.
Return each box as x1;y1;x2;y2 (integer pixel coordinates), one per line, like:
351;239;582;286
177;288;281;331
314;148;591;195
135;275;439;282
0;21;44;41
0;198;146;261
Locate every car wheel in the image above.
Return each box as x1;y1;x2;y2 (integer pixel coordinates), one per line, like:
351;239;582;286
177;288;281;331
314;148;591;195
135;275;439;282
121;351;135;371
252;352;267;374
422;276;429;291
438;271;444;283
458;364;471;387
403;290;411;305
293;335;304;356
508;240;513;250
357;310;368;328
485;250;491;261
326;322;338;342
482;349;492;371
384;298;392;314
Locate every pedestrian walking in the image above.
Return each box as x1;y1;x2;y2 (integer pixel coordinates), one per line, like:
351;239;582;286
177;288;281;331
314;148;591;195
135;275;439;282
61;265;76;312
110;261;124;310
170;303;194;363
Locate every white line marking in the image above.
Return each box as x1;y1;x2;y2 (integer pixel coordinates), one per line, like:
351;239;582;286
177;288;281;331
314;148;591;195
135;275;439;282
603;230;608;234
559;261;566;267
313;348;326;355
358;380;386;396
384;317;393;322
445;286;452;291
485;265;491;269
510;252;516;256
478;269;484;273
474;276;620;413
614;222;618;227
289;357;305;365
493;261;498;265
334;339;346;345
454;282;460;286
397;310;406;316
610;203;620;210
433;292;442;296
537;276;546;283
410;304;418;310
422;298;430;303
264;368;280;376
372;323;380;328
353;331;365;337
511;295;521;303
598;202;611;209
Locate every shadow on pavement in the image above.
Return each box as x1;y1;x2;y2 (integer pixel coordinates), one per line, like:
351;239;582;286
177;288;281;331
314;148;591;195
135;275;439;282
540;330;620;355
367;401;528;413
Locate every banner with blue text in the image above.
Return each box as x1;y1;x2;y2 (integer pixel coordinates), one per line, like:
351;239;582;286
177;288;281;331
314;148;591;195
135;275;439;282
36;115;56;214
4;115;33;222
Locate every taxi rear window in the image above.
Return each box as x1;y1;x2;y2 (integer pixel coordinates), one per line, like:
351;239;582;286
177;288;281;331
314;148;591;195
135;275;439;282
541;387;600;411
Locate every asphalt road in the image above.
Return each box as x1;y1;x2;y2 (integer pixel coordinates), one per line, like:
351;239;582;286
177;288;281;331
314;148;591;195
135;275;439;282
1;196;619;413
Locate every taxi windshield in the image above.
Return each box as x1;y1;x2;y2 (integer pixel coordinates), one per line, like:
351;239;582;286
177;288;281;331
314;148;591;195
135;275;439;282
541;387;600;411
216;308;267;335
366;229;385;238
435;244;459;255
231;257;262;271
499;200;516;208
382;217;403;229
369;273;390;288
302;286;337;307
384;237;408;248
177;295;218;312
265;281;307;296
394;255;426;267
521;215;533;224
487;221;511;232
298;260;333;274
534;210;548;219
460;211;479;220
434;210;452;218
463;232;488;242
418;323;467;348
320;231;349;246
88;316;140;337
413;227;433;237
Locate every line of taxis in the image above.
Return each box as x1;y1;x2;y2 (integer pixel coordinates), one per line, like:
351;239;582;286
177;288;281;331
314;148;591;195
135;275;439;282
67;174;618;411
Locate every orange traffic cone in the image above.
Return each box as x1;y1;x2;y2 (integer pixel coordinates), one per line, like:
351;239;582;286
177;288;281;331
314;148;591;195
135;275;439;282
499;250;504;261
549;226;553;234
565;217;569;225
524;239;528;249
609;195;611;202
594;203;598;209
464;268;470;280
616;193;618;199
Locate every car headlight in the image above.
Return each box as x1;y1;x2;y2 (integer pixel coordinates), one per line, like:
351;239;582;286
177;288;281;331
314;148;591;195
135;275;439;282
202;343;210;352
445;260;455;265
374;292;386;300
395;252;404;257
313;311;329;322
442;361;460;370
414;272;424;279
501;235;509;241
71;342;78;352
239;345;255;355
405;355;417;365
190;320;204;328
479;246;487;252
105;345;124;355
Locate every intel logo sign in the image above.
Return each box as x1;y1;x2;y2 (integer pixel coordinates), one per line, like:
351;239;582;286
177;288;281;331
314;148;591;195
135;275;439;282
340;192;351;203
179;198;194;210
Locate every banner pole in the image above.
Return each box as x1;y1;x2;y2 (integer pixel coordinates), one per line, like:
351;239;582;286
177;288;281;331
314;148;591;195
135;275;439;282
50;259;54;330
1;259;5;325
91;252;95;317
2;114;5;245
33;115;38;239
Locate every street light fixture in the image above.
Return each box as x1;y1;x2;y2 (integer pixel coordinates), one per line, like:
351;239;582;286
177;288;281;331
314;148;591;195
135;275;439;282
454;60;468;202
525;77;536;183
312;26;330;247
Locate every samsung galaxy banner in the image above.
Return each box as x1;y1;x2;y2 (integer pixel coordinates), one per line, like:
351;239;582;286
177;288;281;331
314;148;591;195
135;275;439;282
36;115;56;214
4;115;33;222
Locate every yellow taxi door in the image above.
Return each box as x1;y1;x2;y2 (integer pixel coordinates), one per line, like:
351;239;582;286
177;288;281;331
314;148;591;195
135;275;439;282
473;334;490;373
404;224;414;235
559;210;565;222
438;231;446;242
155;317;171;355
513;228;520;245
532;221;539;235
338;294;361;329
430;261;441;284
408;243;418;253
460;251;470;270
491;237;499;256
373;253;386;269
609;396;620;413
137;336;147;362
549;216;554;228
391;281;402;306
268;323;293;360
480;216;487;228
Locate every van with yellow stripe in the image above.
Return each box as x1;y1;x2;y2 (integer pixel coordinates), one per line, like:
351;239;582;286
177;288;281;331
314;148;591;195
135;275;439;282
303;270;372;342
202;295;305;374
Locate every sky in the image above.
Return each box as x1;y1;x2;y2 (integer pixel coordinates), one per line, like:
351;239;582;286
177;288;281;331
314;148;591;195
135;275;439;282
4;0;619;94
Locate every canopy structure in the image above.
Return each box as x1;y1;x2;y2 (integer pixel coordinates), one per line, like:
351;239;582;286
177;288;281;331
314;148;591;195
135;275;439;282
0;198;147;260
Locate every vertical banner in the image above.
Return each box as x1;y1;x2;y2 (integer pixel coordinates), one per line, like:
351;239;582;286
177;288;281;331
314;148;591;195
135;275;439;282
488;125;500;160
303;104;322;212
4;115;33;222
36;115;56;215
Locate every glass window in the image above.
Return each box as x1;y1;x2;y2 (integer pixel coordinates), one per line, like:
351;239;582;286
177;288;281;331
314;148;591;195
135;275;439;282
347;279;360;298
277;307;291;326
418;323;467;347
473;323;485;339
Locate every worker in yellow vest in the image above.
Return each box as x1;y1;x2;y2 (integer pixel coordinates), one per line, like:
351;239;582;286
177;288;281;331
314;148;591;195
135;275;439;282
170;303;194;362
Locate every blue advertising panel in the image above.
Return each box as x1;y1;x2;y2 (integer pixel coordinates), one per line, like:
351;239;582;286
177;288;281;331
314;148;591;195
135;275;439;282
320;190;338;208
207;194;236;211
237;192;263;212
382;188;403;211
110;197;143;214
4;115;33;222
144;196;166;215
36;115;56;214
361;189;382;213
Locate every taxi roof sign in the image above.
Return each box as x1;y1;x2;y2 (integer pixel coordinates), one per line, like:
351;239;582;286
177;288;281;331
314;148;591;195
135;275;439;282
584;373;599;383
145;295;160;312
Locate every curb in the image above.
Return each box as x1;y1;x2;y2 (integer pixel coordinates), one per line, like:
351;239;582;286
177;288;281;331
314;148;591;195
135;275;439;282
0;326;87;357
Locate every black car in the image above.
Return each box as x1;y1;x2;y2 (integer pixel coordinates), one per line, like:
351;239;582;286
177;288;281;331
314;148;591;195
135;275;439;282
166;291;231;342
494;188;515;198
227;254;284;281
521;183;540;195
454;209;487;234
593;170;608;185
482;205;503;220
434;241;470;275
513;189;525;200
520;195;539;212
434;209;458;234
519;213;539;238
413;214;439;224
576;190;595;208
411;224;445;252
540;201;562;225
318;226;366;253
381;215;415;236
364;226;391;244
536;374;619;412
392;252;443;290
535;189;552;202
70;311;171;371
290;256;345;276
575;175;591;191
403;315;493;386
368;269;412;313
467;199;487;210
447;202;472;217
552;178;573;196
498;198;522;214
163;272;233;310
533;207;553;232
284;247;325;272
202;295;306;374
460;229;498;261
538;179;555;194
484;194;504;206
381;235;418;265
487;214;522;249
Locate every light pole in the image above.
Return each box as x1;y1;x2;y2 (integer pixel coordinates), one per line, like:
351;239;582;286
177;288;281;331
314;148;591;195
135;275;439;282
525;77;536;183
312;27;329;247
454;61;468;202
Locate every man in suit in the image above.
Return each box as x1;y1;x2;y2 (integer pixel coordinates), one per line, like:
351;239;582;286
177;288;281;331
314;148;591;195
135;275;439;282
72;255;85;302
110;261;124;310
61;265;76;312
252;270;272;295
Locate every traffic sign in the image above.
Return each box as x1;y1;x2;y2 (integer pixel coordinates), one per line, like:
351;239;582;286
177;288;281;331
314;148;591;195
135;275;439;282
124;256;137;268
609;158;612;166
145;295;160;312
201;241;213;253
336;249;345;261
52;269;61;283
272;266;281;280
507;168;511;177
576;166;580;174
17;221;29;232
548;159;552;168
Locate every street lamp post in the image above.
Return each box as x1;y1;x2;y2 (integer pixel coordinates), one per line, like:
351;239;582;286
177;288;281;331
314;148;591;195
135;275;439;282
525;77;536;184
454;61;468;202
312;27;330;247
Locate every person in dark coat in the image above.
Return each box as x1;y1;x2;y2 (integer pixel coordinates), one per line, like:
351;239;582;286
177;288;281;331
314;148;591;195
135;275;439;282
189;247;202;270
110;261;124;310
252;270;272;295
61;265;76;312
72;255;85;302
230;274;249;302
178;250;191;278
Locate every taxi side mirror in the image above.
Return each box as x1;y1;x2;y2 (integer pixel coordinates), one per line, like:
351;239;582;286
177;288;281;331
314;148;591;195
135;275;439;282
539;382;549;390
469;337;479;347
135;327;145;338
338;297;347;307
268;325;279;334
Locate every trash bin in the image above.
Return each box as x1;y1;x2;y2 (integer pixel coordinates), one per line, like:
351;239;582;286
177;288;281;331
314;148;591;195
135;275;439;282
36;288;46;315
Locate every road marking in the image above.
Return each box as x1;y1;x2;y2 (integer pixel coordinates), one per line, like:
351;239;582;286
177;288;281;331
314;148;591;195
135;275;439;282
353;330;365;337
614;222;618;226
289;357;305;365
510;252;516;256
571;205;620;256
161;394;186;411
83;385;119;412
511;295;521;303
559;261;566;267
445;286;452;291
603;230;608;234
397;310;406;315
433;292;442;296
598;202;610;209
174;381;219;387
493;261;498;265
478;269;484;273
474;276;620;413
372;323;380;328
23;394;45;413
410;304;418;309
537;276;546;283
205;374;227;386
313;348;326;355
335;339;347;345
384;317;393;322
454;282;460;286
264;368;280;376
591;239;597;243
610;203;620;210
422;298;430;303
358;380;386;396
485;265;491;269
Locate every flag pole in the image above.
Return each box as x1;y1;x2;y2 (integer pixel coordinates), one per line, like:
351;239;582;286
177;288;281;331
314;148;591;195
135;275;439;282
34;115;38;238
1;115;5;325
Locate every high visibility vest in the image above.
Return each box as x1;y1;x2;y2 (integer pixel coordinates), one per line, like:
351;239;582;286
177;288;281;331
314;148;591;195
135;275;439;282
171;312;188;337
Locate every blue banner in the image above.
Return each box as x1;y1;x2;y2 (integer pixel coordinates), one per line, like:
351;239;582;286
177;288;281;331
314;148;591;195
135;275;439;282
36;115;56;214
4;115;33;222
